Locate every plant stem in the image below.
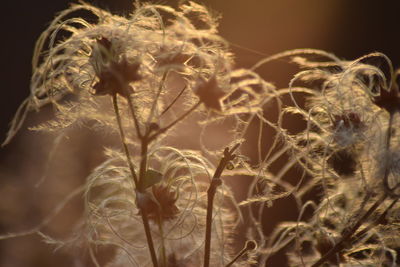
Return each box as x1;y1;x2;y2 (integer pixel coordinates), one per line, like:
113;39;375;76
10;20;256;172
140;208;159;267
157;215;167;267
351;197;399;242
112;93;158;267
204;144;240;267
312;112;395;267
225;240;256;267
112;94;139;186
160;85;187;116
138;135;159;267
126;93;143;139
149;100;201;141
383;112;400;197
139;137;149;186
147;71;168;127
225;249;247;267
311;194;387;267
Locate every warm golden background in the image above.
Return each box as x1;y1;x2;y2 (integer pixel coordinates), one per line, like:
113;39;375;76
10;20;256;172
1;1;399;266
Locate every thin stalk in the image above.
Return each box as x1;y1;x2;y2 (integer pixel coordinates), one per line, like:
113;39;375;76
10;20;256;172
225;240;257;267
147;71;168;127
149;100;201;141
311;194;387;267
112;94;139;186
113;94;158;267
225;250;247;267
157;215;167;267
126;93;143;139
204;144;240;267
140;208;159;267
160;85;187;116
352;197;399;243
138;136;159;267
383;112;400;197
312;112;395;267
139;137;149;185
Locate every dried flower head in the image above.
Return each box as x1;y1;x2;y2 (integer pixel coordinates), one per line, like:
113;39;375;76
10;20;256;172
249;50;400;266
82;148;238;266
136;183;179;222
194;75;227;111
0;2;278;266
3;1;236;143
91;37;141;97
1;0;274;149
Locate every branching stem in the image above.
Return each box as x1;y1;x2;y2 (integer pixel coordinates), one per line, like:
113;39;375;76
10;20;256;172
140;208;159;267
112;93;158;267
147;71;168;128
138;134;159;267
351;197;399;242
225;240;257;267
311;194;387;267
160;85;187;116
204;144;240;267
149;100;201;142
126;93;143;139
112;94;139;186
312;111;395;267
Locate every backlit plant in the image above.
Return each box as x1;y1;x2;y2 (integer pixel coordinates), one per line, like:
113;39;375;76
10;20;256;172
2;1;400;267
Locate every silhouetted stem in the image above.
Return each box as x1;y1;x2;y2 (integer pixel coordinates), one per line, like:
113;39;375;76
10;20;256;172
311;194;387;267
126;93;143;139
225;250;247;267
383;112;400;197
139;137;149;188
112;94;139;186
225;240;257;267
160;85;187;116
138;135;159;267
157;215;167;267
113;94;158;267
140;208;159;267
149;100;201;142
204;144;240;267
312;112;395;267
352;197;399;242
147;71;168;127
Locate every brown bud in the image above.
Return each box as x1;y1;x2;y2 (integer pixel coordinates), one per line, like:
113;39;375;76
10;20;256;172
136;184;179;222
194;76;226;111
372;85;400;114
92;37;141;98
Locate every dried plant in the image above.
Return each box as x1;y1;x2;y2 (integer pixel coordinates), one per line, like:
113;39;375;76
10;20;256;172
253;50;400;266
2;1;400;267
1;2;271;266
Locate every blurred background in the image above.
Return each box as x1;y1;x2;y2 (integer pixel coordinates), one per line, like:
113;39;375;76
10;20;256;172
1;0;399;266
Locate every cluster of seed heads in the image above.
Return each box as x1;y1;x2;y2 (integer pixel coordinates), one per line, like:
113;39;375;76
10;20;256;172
2;2;400;267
